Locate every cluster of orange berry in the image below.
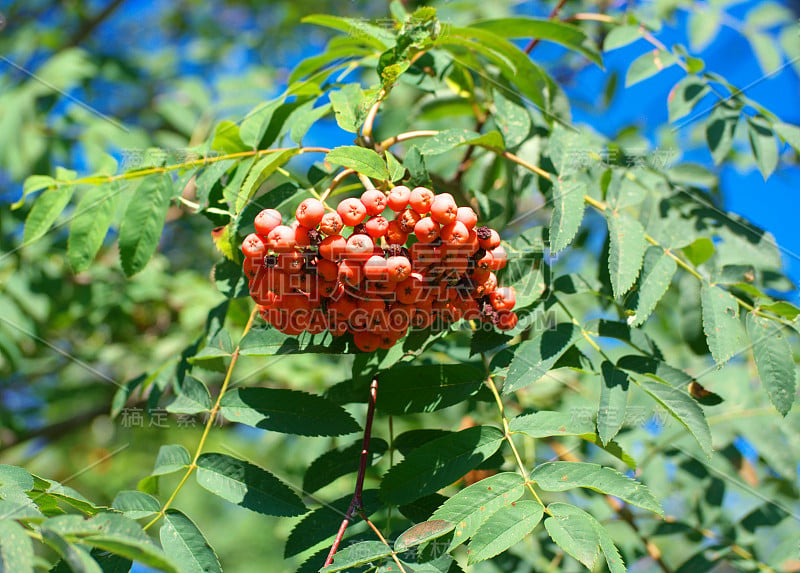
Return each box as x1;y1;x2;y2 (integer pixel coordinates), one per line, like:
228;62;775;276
241;186;518;352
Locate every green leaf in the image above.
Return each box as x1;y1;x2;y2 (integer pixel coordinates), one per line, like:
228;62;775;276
746;313;797;416
285;491;382;558
112;491;160;519
326;146;390;180
195;453;306;517
239;98;283;149
706;104;740;165
211;120;248;154
395;520;455;553
472;17;603;66
23;184;75;245
503;324;581;394
219;387;360;436
774;121;800;153
237;149;300;213
688;9;721;51
373;363;485;415
760;301;800;320
747;31;782;75
430;472;526;551
160;510;222;573
598;361;629;445
212;258;249;299
12;174;57;209
549;177;586;254
289;102;332;145
42;529;103;573
544;503;601;570
682;237;715;266
467;501;544;564
303;440;388;494
509;411;636;469
0;465;34;490
607;210;647;299
747;116;779;179
386;150;406;181
546;503;625;573
195;159;236;207
166;376;212;415
625;49;678;86
302;15;394;50
417;129;476;155
0;520;34;573
328;84;374;133
320;541;392;572
531;462;661;514
603;26;642;51
118;174;173;276
492;91;531;148
629;247;677;326
509;411;594;437
67;182;121;272
701;285;746;366
238;327;349;356
635;377;713;457
152;445;191;476
380;426;505;505
668;76;710;123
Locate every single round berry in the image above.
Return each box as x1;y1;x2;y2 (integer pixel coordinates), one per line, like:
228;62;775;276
242;233;268;258
266;225;295;253
397;209;421;234
490;286;516;311
386;255;412;283
345;233;375;260
396;274;424;305
409;187;435;214
478;227;501;250
440;221;470;245
489;245;507;271
360;189;387;216
278;251;304;274
385;220;408;245
365;216;389;239
363;255;389;281
337;197;367;226
387;186;411;211
296;198;325;228
353;331;381;352
338;258;363;288
319;212;344;236
319;234;347;261
254;209;282;235
496;310;518;331
292;223;312;248
430;194;458;225
316;258;339;281
414;217;440;243
456;206;478;229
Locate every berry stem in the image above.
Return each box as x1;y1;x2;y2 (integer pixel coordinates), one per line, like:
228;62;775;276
324;377;380;567
320;168;356;203
143;306;259;531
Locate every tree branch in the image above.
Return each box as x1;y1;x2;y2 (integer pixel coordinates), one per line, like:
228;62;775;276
324;377;379;567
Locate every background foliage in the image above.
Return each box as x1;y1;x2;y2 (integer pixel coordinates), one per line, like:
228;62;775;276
1;0;799;572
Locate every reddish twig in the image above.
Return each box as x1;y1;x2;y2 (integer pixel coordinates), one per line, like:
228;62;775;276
324;377;379;568
524;0;570;54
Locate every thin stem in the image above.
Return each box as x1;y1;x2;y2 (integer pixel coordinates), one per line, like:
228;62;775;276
38;147;331;192
501;150;554;180
525;0;570;54
362;92;385;143
324;378;379;567
481;354;547;510
378;130;440;150
143;306;259;531
320;169;356;203
361;515;408;573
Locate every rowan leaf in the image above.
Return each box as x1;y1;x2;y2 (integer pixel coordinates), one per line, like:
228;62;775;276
160;510;222;573
746;313;797;416
467;501;544;564
701;284;746;366
503;323;580;394
549;177;586;254
220;387;360;436
118;174;174;276
67;182;121;272
629;247;677;326
607;210;647;299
